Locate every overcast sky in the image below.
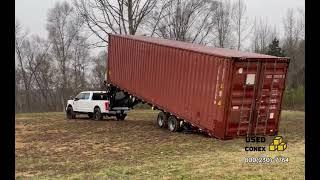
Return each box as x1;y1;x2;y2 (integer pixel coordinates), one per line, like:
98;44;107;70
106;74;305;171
15;0;304;53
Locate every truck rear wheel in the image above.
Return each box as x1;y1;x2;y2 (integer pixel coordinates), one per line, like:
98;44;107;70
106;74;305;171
157;111;168;128
167;115;180;132
93;107;103;121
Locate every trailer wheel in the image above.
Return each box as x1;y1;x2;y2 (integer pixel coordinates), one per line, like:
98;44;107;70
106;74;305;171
116;114;127;121
93;107;103;121
66;106;76;119
157;111;168;128
167;115;180;132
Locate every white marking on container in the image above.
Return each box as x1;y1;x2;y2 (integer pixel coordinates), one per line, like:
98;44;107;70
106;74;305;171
269;113;274;119
274;74;284;78
246;74;255;85
270;99;277;103
270;105;277;109
260;106;266;109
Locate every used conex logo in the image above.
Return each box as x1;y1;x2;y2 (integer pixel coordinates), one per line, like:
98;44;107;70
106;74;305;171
269;136;287;151
244;136;287;152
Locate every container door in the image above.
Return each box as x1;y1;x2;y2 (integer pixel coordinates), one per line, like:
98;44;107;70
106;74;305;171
226;61;261;137
226;60;288;137
250;61;288;135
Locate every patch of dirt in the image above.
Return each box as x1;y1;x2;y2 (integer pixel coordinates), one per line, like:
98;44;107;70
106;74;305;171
15;117;30;120
15;171;41;178
15;136;26;149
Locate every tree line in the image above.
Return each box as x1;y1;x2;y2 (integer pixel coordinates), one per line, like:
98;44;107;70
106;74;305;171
15;0;304;113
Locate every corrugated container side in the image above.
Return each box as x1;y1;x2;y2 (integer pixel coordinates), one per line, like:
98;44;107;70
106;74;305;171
108;35;234;138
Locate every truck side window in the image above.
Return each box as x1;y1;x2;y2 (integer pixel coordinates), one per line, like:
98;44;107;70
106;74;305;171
92;93;97;100
75;93;84;99
83;93;90;100
92;93;109;100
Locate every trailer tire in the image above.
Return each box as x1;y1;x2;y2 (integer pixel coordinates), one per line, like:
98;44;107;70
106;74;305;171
116;114;127;121
93;107;103;121
66;106;76;119
167;115;180;132
157;111;168;128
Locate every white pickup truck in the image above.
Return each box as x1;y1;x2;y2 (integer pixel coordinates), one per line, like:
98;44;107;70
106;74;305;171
66;91;130;121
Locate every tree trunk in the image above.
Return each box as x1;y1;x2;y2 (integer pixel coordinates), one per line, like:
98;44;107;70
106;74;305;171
127;0;135;35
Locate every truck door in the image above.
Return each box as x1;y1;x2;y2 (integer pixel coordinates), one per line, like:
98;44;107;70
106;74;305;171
73;92;90;112
73;93;84;112
81;93;91;112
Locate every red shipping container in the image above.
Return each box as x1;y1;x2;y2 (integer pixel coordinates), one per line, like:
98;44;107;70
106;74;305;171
107;34;290;139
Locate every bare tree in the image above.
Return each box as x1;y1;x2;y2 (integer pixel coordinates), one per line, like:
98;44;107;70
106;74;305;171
144;0;173;37
47;1;85;111
282;8;305;88
73;0;157;47
16;3;94;113
231;0;251;50
295;9;305;87
15;21;32;112
90;51;107;89
282;9;302;51
147;0;216;44
15;67;21;113
291;39;304;87
16;22;55;112
25;36;54;111
70;35;91;93
213;0;233;48
297;8;305;39
251;18;274;53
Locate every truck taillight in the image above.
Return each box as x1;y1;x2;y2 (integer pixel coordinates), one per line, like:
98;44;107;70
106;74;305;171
105;102;109;110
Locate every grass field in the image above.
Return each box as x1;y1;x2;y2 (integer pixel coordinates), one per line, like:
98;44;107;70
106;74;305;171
15;110;305;179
